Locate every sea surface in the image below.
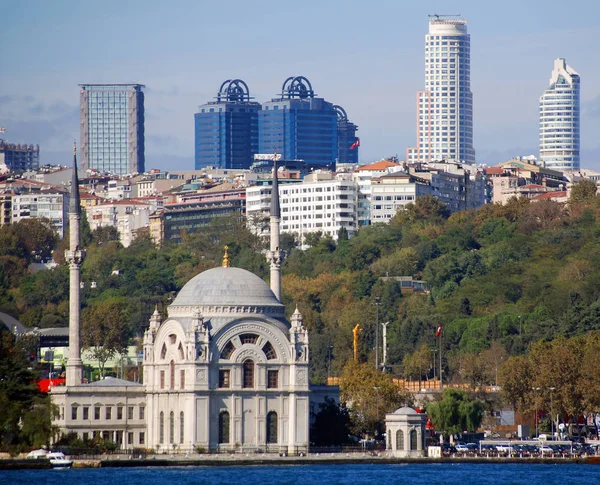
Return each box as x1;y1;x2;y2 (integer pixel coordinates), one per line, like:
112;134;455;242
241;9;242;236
2;463;600;485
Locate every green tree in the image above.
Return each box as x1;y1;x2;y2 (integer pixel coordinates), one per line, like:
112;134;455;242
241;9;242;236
93;225;120;245
425;388;485;438
81;298;131;377
310;397;351;446
340;361;413;438
569;179;597;204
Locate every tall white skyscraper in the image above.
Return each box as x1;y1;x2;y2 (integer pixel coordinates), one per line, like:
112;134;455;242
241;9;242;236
539;58;580;171
407;16;475;164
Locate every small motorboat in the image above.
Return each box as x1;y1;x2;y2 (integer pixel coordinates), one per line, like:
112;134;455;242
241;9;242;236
47;451;73;469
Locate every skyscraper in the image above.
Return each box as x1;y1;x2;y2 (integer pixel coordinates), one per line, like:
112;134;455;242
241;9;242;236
407;16;475;164
194;79;261;170
80;84;145;175
259;76;338;167
539;58;580;171
334;105;359;164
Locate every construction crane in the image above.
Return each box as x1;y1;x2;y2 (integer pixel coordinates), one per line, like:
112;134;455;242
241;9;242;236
428;14;461;20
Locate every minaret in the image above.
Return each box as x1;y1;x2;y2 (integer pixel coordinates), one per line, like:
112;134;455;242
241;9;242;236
65;142;85;386
266;152;283;301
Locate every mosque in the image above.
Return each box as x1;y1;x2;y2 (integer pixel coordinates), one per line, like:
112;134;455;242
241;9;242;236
51;148;320;454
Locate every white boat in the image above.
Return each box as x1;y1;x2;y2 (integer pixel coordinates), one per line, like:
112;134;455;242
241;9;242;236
27;448;49;460
47;451;73;469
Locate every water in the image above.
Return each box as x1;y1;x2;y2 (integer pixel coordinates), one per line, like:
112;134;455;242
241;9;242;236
2;463;600;485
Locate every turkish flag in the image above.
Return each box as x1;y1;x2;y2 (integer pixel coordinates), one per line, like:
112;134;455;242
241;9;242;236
436;326;442;337
350;138;360;149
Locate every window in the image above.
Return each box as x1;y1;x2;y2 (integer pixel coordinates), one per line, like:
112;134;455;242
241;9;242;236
139;432;145;445
117;406;123;420
106;407;112;420
266;411;278;444
71;406;78;420
160;343;167;359
409;429;418;450
83;407;89;420
159;412;165;444
180;369;185;389
169;411;175;444
396;429;404;450
240;333;258;345
139;406;145;420
219;369;231;388
243;360;254;388
83;432;89;441
128;406;134;420
160;370;165;389
267;370;278;389
218;411;230;444
128;432;134;445
180;412;184;444
94;406;100;420
170;361;175;390
262;342;277;360
221;341;236;360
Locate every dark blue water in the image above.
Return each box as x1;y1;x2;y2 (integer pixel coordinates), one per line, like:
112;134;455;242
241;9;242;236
2;463;600;485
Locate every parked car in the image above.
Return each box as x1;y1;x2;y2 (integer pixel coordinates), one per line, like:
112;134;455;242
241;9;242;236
455;444;469;452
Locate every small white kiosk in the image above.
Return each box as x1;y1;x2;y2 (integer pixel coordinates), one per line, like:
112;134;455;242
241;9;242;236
385;407;427;457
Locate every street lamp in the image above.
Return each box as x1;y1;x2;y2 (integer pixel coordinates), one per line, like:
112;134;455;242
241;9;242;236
431;348;438;380
533;387;541;437
373;386;381;438
549;387;556;439
327;345;334;380
375;297;381;369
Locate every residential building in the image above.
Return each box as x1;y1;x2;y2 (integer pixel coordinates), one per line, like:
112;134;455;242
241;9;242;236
406;16;475;164
430;170;485;212
352;159;402;226
194;79;261;170
80;84;145;175
259;76;338;167
248;171;358;244
370;172;431;223
539;58;580;171
334;105;359;164
11;190;69;238
0;141;40;172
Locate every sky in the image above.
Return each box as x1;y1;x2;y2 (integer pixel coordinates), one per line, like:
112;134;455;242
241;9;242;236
1;0;599;171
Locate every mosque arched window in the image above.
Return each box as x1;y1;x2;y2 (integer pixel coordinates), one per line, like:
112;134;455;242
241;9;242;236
266;411;278;444
262;342;277;360
243;360;254;388
218;411;230;444
169;411;175;444
159;411;164;444
240;333;258;345
396;429;404;450
170;360;175;390
180;411;184;444
160;344;167;360
221;341;236;360
409;429;417;451
178;343;184;360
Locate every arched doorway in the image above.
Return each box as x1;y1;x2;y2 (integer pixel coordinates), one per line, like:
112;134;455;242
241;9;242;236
266;411;278;444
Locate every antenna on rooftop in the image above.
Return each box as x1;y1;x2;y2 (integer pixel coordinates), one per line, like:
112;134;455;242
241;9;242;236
428;14;461;19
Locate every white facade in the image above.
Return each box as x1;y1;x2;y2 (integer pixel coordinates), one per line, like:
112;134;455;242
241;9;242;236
85;201;154;247
352;161;402;226
539;58;580;171
407;18;475;164
247;173;358;243
370;174;431;223
11;192;69;238
385;407;427;458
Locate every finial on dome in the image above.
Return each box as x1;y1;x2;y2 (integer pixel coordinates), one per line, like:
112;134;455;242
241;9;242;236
152;304;160;317
222;245;230;268
73;139;77;156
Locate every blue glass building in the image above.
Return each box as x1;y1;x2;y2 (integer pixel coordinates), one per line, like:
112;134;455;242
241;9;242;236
334;105;359;164
194;79;260;170
258;77;338;167
79;84;145;175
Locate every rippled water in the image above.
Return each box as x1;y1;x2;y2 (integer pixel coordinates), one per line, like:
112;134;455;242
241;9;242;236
2;463;600;485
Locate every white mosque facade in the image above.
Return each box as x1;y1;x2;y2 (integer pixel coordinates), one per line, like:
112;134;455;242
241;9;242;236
51;152;317;453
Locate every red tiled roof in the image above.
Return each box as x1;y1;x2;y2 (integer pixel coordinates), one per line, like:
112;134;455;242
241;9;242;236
532;191;567;200
484;167;504;175
356;160;400;172
520;184;546;189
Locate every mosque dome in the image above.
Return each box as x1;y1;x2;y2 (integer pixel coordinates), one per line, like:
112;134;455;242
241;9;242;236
170;267;283;310
392;407;419;415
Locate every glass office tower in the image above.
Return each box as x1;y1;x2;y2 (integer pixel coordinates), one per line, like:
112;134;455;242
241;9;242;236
335;105;359;164
539;58;580;171
80;84;145;175
259;77;338;167
407;17;475;164
194;79;261;169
